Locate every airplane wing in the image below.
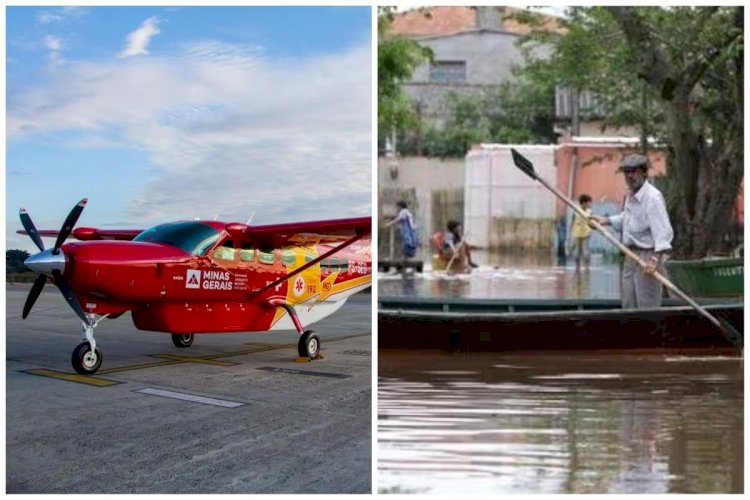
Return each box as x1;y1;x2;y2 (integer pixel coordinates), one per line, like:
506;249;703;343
16;227;143;241
233;217;372;298
225;217;371;248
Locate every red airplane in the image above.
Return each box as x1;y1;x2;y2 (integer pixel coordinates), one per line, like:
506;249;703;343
18;199;372;375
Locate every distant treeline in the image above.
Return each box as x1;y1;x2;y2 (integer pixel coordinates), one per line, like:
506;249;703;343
7;249;36;282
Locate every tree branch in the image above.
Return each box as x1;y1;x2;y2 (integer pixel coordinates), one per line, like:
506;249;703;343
606;7;676;100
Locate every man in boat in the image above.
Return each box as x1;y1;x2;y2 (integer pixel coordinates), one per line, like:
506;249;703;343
592;154;673;309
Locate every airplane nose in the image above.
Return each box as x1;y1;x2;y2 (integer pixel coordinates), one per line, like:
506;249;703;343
24;248;66;275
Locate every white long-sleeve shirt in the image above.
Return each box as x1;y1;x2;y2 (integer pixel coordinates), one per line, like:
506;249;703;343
608;181;673;252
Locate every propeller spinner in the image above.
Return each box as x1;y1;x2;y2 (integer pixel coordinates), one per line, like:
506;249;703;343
19;199;89;323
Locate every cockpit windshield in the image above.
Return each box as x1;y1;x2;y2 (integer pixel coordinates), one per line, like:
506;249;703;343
133;221;221;256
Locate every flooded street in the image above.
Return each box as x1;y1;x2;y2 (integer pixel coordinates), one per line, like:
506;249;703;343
378;252;743;494
379;252;622;300
379;350;743;494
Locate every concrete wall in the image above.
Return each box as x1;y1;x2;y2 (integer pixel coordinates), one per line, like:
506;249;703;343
402;30;526;118
465;145;557;249
378;156;464;258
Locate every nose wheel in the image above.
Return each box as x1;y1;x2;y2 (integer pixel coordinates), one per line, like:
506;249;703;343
72;341;103;375
70;313;108;375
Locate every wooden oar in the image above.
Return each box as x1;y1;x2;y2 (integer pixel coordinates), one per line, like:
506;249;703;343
510;148;743;352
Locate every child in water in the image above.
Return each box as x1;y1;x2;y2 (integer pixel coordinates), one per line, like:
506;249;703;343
569;194;593;271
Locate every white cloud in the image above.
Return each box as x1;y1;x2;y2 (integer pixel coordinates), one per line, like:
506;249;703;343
43;35;65;65
8;38;372;227
37;11;64;24
36;7;87;24
43;35;63;51
118;17;161;59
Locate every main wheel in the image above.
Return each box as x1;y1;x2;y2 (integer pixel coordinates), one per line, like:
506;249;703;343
298;330;320;358
71;341;103;375
171;333;194;347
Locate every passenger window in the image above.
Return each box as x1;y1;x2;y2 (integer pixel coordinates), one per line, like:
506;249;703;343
282;249;296;265
259;247;276;265
339;258;348;272
240;242;256;262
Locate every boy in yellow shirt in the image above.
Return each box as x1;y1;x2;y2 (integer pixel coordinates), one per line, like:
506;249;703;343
569;194;593;271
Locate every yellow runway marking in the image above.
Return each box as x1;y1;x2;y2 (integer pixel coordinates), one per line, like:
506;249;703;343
153;354;237;366
23;369;121;387
99;360;180;374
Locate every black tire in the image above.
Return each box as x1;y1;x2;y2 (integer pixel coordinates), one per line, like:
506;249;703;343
171;334;194;348
298;330;320;358
71;341;103;375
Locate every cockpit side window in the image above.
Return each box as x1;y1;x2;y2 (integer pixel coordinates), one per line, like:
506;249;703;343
133;221;221;256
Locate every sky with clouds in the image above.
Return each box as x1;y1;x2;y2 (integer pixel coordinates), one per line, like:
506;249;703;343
7;6;372;253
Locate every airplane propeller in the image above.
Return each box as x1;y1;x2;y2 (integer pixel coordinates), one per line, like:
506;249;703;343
19;198;89;323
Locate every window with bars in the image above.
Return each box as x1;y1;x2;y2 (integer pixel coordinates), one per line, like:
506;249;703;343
429;60;467;83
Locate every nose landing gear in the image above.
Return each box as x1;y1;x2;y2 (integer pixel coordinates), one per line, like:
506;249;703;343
71;313;109;375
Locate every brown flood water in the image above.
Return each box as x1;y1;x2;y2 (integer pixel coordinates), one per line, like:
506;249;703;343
378;350;743;494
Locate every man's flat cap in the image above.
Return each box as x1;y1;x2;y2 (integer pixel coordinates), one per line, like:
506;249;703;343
618;154;649;171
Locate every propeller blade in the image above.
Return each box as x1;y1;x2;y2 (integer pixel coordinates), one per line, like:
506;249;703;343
22;274;49;319
51;269;90;325
19;208;45;252
53;198;88;254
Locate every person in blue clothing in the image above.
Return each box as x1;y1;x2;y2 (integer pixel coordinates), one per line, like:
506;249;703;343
385;200;417;259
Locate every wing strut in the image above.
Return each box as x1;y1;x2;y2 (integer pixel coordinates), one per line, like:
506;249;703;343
248;232;366;299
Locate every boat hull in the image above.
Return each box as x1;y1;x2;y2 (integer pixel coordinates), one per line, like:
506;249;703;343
665;257;743;298
379;297;743;351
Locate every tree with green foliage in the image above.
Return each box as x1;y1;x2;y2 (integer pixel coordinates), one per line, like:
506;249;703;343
7;249;30;274
398;76;557;158
378;7;432;151
516;6;743;258
7;249;37;283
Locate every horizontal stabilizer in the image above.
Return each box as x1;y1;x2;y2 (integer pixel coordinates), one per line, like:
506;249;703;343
17;227;142;241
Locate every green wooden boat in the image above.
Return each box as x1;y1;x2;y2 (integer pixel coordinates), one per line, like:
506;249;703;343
665;257;743;298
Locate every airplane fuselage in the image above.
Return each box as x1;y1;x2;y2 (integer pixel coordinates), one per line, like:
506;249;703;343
60;225;372;334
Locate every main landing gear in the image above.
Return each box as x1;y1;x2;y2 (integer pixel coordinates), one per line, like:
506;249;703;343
171;334;194;348
269;299;322;359
298;330;321;358
71;313;109;375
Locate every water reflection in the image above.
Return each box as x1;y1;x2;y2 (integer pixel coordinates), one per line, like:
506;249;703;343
379;251;621;300
378;350;743;494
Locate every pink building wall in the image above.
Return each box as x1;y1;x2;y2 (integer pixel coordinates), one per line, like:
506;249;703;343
555;141;743;224
555;142;665;217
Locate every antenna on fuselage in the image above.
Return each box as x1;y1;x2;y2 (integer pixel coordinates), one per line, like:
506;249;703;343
213;214;219;221
246;211;256;225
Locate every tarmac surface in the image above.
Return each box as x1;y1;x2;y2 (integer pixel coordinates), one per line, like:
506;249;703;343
6;285;372;494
